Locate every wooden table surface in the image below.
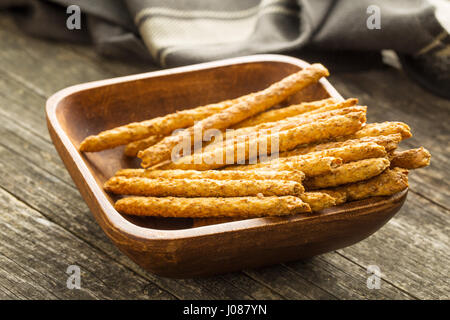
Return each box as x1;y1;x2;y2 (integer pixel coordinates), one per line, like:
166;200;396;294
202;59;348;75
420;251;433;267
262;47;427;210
0;14;448;300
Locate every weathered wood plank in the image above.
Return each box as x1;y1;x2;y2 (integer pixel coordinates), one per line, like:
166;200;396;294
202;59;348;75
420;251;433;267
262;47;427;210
244;265;337;299
0;16;120;96
284;252;414;299
0;284;19;299
0;252;60;299
336;192;450;299
217;272;284;300
0;187;175;300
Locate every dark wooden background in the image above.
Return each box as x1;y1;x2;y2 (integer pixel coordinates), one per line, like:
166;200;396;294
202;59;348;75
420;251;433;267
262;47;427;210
0;13;448;299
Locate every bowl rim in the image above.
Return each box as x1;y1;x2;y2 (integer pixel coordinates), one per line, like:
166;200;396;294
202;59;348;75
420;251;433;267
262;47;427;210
46;54;405;242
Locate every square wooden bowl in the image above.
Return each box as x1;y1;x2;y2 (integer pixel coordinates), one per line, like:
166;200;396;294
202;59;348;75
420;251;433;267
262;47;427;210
46;55;407;278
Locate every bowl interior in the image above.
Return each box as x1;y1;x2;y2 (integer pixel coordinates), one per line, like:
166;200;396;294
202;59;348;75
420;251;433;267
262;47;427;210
55;60;332;230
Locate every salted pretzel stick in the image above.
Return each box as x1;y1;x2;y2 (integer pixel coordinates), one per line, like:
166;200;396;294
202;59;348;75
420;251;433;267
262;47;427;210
389;147;431;169
320;168;409;203
82;69;333;153
80;98;239;152
124;135;164;157
280;134;402;158
115;168;305;183
124;100;353;157
300;192;336;211
202;105;366;152
305;158;390;189
104;176;304;197
115;196;311;218
226;142;385;174
285;123;408;160
138;64;330;167
227;157;342;177
164;112;365;170
345;122;412;140
254;104;364;133
233;98;356;128
172;190;331;225
212;102;362;140
233;98;336;128
282;142;386;164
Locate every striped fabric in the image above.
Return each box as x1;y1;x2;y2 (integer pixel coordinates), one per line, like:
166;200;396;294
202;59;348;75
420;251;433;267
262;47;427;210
133;0;304;66
0;0;448;68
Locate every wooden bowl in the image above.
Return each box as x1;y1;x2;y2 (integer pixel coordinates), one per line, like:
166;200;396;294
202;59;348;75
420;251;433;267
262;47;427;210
46;55;407;278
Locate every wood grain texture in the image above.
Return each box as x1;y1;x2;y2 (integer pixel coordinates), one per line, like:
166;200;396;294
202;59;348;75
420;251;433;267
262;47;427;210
0;187;174;300
0;13;448;299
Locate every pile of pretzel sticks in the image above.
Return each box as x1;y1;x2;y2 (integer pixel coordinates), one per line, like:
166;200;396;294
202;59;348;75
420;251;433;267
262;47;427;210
80;63;430;218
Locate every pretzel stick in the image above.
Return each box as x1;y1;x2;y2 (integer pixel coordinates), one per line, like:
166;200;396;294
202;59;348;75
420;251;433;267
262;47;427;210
389;147;431;169
320;168;409;203
163;112;365;170
300;192;337;211
226;142;385;174
345;122;412;140
123;100;353;157
202;105;366;152
233;98;356;128
286;122;409;160
305;158;390;189
252;104;365;135
280;134;402;158
104;177;304;197
226;157;342;177
190;192;336;215
124;135;164;157
114;196;311;218
282;142;386;164
138;64;330;167
115;168;305;183
80;99;238;152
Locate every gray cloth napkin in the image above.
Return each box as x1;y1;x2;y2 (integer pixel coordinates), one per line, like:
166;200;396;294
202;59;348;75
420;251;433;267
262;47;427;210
0;0;448;68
